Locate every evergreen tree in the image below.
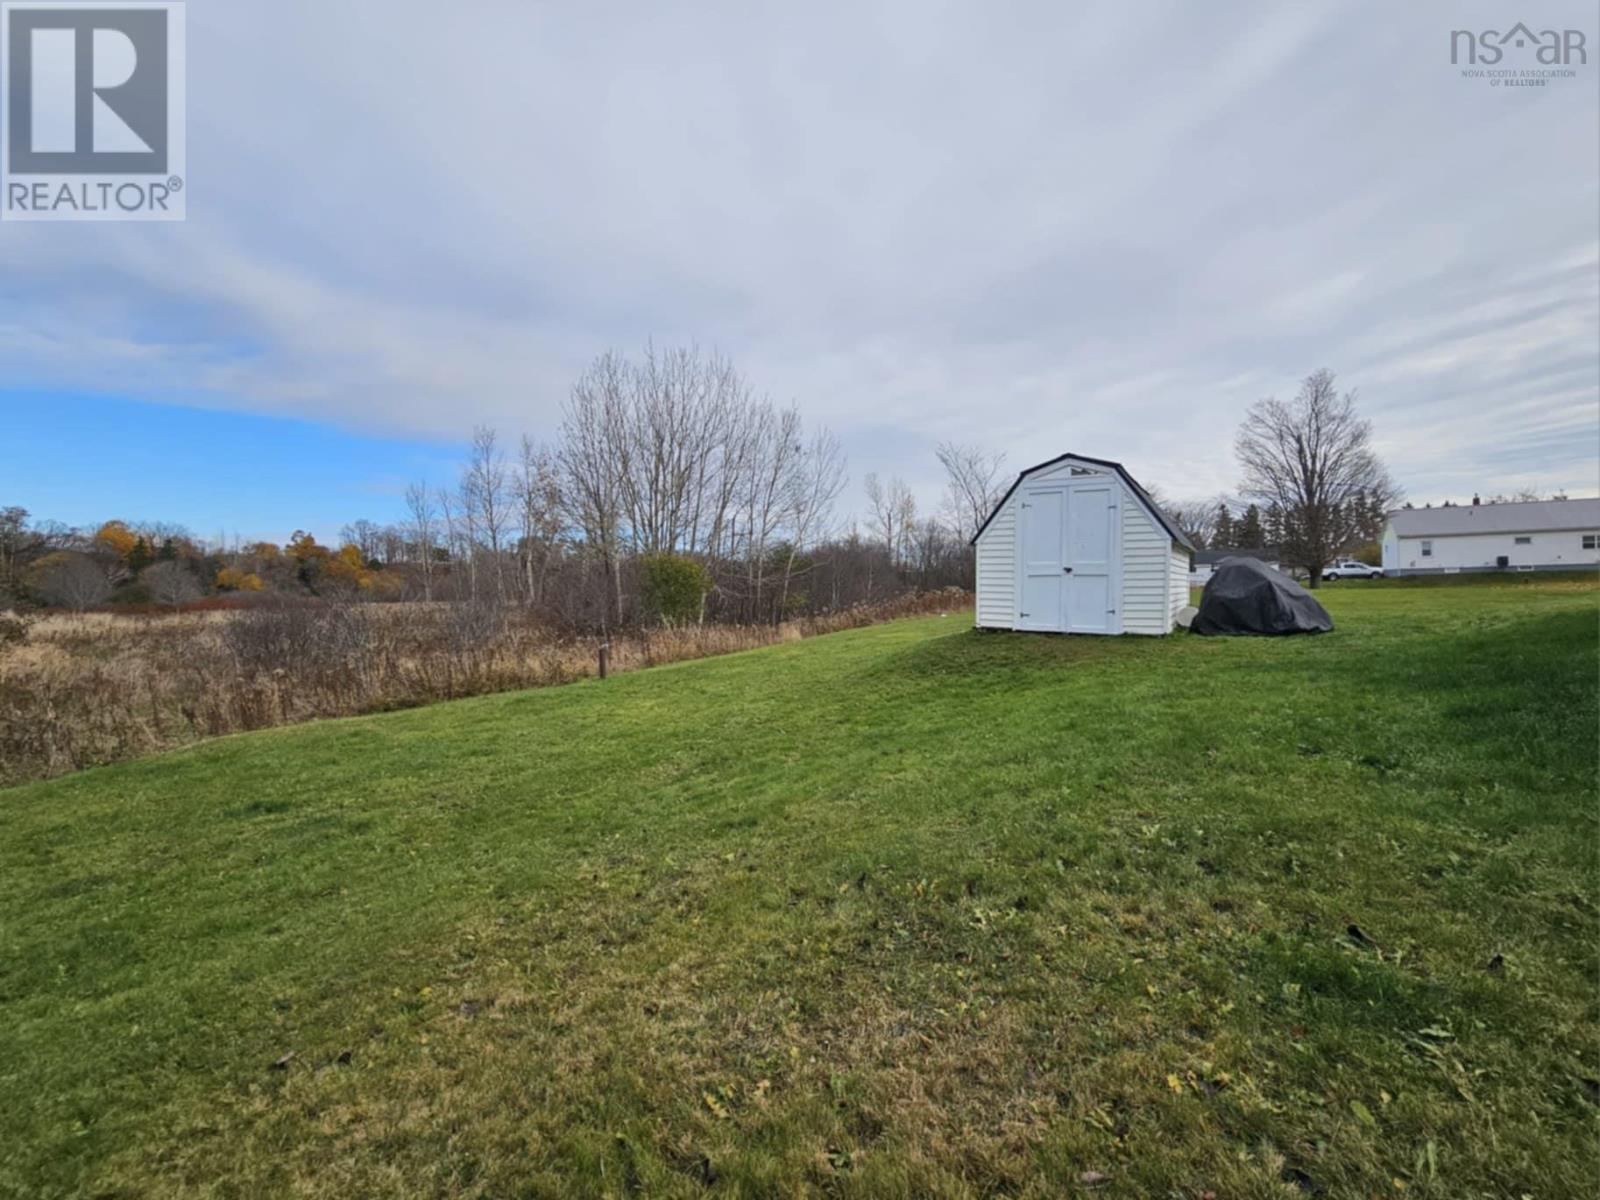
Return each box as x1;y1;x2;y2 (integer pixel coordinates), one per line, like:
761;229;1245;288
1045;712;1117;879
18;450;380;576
1213;503;1236;548
127;537;153;575
1264;502;1286;546
1236;504;1265;548
1366;490;1388;539
157;537;178;562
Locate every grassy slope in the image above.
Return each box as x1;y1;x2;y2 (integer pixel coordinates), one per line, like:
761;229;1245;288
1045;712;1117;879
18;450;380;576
1;579;1596;1199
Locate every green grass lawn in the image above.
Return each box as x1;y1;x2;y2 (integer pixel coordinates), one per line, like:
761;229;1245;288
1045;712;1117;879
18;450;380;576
2;577;1596;1199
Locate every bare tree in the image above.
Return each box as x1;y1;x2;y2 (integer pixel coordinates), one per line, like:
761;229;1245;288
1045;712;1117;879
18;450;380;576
864;474;917;569
775;427;848;619
936;442;1008;543
1160;496;1222;549
339;519;384;563
0;506;32;599
560;353;630;627
739;403;804;618
1483;488;1568;504
142;560;202;608
35;553;112;611
615;344;732;556
404;482;439;601
1142;485;1214;549
1235;369;1400;587
461;427;511;600
437;486;464;599
514;436;563;606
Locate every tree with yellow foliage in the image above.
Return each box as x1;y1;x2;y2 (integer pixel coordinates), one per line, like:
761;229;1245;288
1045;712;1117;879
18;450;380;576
284;531;331;590
94;520;139;560
285;531;327;565
215;567;265;592
322;544;375;592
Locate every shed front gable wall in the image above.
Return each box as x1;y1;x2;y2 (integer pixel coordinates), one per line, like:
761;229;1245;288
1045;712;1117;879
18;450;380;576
974;458;1179;635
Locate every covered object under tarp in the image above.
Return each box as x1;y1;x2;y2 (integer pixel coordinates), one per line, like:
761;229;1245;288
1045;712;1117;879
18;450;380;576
1190;557;1334;636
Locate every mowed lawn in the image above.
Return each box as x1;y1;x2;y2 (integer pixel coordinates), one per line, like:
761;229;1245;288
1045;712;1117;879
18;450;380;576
2;579;1596;1199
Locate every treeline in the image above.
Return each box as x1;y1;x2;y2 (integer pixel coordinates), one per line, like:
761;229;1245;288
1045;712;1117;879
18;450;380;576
2;347;1007;629
1169;492;1391;555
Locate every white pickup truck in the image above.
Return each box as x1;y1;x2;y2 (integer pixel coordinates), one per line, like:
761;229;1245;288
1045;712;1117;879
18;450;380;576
1323;559;1384;580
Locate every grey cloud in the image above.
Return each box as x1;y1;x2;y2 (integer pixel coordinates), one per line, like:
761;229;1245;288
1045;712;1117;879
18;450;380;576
0;0;1595;509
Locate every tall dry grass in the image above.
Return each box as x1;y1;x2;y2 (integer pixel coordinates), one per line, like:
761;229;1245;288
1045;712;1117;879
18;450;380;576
0;591;968;787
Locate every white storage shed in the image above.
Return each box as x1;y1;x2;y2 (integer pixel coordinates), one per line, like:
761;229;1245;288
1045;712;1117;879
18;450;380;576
971;454;1194;635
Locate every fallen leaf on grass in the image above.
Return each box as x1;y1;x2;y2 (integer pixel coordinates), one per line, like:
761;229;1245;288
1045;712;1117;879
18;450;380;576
1166;1073;1185;1094
1077;1170;1111;1187
269;1052;295;1071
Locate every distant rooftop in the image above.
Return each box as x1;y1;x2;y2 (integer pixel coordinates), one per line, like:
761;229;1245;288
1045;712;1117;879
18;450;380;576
1388;498;1600;537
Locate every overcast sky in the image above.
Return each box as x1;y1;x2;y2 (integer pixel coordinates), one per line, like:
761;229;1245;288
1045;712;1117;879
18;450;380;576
2;1;1597;540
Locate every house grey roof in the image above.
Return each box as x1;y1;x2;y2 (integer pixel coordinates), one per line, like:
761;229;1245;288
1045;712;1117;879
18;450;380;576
970;453;1195;550
1387;498;1600;538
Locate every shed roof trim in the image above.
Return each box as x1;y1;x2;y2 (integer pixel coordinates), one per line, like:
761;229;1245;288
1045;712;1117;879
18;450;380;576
971;454;1194;550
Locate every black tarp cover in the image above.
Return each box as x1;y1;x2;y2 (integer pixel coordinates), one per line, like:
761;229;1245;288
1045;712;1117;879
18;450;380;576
1190;557;1334;636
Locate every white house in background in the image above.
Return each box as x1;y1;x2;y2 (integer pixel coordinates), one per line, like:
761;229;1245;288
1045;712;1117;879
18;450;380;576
1190;548;1281;586
971;454;1194;635
1382;498;1600;576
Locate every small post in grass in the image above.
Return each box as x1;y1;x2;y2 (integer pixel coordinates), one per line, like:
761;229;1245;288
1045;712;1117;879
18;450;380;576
598;642;610;680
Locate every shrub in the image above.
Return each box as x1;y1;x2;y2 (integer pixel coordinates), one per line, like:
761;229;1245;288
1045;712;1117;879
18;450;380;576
30;552;112;611
215;567;265;592
223;597;371;674
640;554;711;626
0;612;29;648
141;561;203;608
0;589;973;787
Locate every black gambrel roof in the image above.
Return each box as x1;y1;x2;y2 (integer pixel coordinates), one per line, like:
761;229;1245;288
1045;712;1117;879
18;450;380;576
970;454;1195;551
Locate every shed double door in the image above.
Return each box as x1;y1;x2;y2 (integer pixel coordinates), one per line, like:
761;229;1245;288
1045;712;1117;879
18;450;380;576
1016;483;1119;634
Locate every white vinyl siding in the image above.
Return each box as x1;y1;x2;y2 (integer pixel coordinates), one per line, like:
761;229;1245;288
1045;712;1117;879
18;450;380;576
1169;544;1190;622
973;456;1184;635
974;504;1016;629
1391;530;1600;573
1119;497;1172;635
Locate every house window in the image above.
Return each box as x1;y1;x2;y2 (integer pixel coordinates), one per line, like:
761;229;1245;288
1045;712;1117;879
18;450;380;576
1584;534;1598;550
1514;536;1532;545
1421;540;1432;557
